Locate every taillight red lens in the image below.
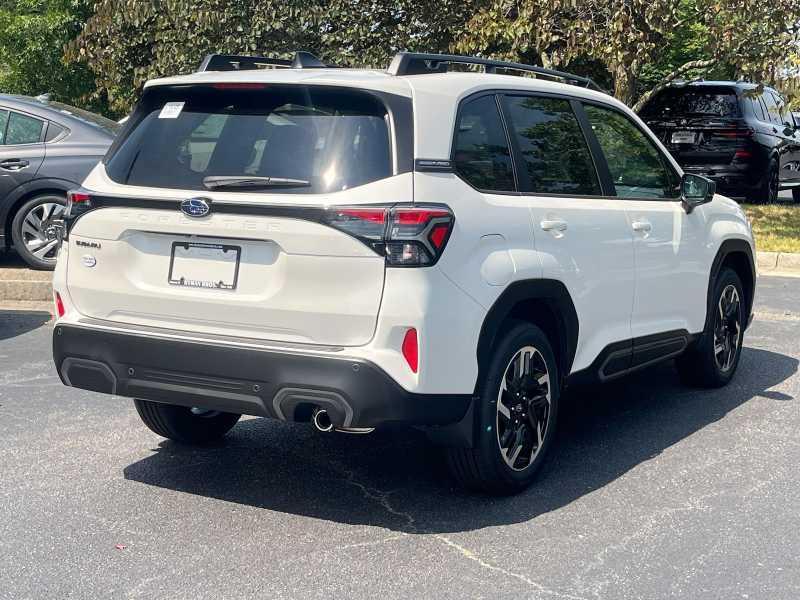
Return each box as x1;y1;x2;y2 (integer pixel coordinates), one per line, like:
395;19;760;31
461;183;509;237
401;328;418;373
54;292;65;318
734;149;753;160
66;190;92;218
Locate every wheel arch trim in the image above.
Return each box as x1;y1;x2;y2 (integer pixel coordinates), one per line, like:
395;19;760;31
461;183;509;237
475;279;579;393
705;238;756;334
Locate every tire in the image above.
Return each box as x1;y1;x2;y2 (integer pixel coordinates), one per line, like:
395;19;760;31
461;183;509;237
10;194;66;270
134;399;241;444
676;268;745;388
446;322;559;495
748;161;778;204
792;187;800;204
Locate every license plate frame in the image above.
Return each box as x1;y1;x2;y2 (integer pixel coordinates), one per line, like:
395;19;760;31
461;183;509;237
168;241;241;291
671;130;696;145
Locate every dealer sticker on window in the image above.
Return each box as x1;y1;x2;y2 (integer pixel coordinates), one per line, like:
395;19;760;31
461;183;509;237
159;101;185;119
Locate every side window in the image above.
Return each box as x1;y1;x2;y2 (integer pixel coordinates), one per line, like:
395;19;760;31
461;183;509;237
503;95;600;195
44;122;66;142
452;95;516;192
772;92;792;128
583;104;679;199
0;110;8;144
5;111;44;145
750;97;766;121
761;93;782;126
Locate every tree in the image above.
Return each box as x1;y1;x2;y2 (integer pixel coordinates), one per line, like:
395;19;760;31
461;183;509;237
68;0;486;113
0;0;102;110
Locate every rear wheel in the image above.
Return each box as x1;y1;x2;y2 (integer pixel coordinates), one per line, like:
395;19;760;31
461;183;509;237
11;194;66;270
446;322;559;494
792;188;800;204
676;268;745;388
134;399;241;444
748;161;779;204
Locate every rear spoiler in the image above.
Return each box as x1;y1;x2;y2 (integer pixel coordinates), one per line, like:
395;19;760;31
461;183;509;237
197;51;332;72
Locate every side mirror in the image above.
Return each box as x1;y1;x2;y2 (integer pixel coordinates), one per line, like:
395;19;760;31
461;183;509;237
681;173;715;214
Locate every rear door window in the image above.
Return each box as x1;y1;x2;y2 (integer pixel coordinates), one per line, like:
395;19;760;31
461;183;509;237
5;111;44;145
452;95;515;192
771;92;792;128
503;95;600;195
761;93;783;126
584;103;679;199
106;85;393;193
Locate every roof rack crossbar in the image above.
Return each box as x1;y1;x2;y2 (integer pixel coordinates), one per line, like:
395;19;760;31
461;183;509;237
387;52;602;91
197;51;333;73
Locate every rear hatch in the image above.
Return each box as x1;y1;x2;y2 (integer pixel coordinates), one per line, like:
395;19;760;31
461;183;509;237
640;86;751;167
66;82;411;347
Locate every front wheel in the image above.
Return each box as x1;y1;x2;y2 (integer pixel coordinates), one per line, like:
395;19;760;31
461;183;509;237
676;268;745;388
134;399;241;444
446;322;559;494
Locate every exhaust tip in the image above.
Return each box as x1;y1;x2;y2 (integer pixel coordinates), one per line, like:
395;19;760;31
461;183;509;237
312;408;334;433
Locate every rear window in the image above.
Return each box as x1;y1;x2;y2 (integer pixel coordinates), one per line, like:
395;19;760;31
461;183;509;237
106;85;393;194
640;87;741;118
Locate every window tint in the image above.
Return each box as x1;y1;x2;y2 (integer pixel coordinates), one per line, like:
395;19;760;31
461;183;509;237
640;87;740;118
772;93;792;128
0;110;8;144
584;104;679;199
504;95;600;195
44;122;66;142
106;85;392;194
761;93;782;125
452;95;515;191
5;112;44;144
749;97;766;121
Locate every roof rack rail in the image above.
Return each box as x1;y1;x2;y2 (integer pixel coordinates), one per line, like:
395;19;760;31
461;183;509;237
386;52;603;92
197;51;332;73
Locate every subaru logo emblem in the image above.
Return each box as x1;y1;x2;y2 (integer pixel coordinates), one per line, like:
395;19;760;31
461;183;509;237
180;197;211;218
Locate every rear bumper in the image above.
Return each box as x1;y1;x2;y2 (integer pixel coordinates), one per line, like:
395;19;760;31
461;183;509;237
52;324;472;429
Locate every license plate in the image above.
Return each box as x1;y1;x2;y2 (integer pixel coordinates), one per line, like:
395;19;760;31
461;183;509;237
671;131;696;144
168;242;240;290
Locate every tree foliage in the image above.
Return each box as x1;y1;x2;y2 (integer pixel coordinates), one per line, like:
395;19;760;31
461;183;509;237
0;0;102;110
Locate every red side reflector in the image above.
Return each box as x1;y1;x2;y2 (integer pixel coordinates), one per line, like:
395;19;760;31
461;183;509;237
401;328;418;374
55;292;65;318
429;224;449;249
212;83;267;90
734;150;753;160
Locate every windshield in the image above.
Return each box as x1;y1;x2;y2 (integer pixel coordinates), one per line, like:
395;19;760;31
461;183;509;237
640;87;741;118
49;101;120;135
105;84;393;194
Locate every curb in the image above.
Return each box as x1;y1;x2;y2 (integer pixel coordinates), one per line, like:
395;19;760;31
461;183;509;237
757;251;800;277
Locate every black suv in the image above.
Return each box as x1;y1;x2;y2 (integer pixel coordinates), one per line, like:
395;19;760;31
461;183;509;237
0;95;118;269
639;81;800;204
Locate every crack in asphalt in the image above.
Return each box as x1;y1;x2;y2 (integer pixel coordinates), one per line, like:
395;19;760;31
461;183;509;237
330;460;588;599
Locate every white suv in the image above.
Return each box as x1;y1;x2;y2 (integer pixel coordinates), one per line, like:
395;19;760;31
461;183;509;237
51;52;756;494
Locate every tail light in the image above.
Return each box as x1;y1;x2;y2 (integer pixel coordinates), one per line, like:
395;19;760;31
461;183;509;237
323;204;454;267
66;189;92;218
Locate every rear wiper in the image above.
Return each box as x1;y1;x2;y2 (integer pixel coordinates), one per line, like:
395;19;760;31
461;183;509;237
202;176;311;190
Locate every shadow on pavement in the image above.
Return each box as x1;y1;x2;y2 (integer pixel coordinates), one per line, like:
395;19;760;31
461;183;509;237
0;311;52;341
124;346;798;534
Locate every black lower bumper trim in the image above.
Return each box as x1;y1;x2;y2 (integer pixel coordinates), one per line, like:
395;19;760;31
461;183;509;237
52;324;471;429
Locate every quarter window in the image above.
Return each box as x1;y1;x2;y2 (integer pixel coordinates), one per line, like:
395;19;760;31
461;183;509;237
504;95;600;195
5;112;44;145
761;93;782;126
452;95;515;192
0;110;8;144
584;104;679;199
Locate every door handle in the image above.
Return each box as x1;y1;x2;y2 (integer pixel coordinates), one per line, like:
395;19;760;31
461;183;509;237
540;219;568;232
632;220;652;233
0;159;30;171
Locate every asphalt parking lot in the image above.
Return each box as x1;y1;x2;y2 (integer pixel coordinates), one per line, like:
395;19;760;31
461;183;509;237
1;275;798;600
